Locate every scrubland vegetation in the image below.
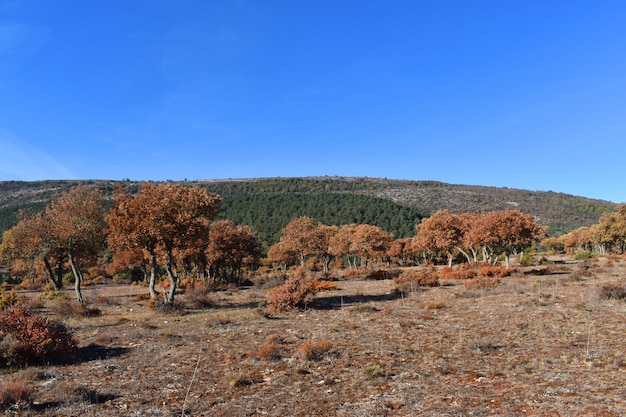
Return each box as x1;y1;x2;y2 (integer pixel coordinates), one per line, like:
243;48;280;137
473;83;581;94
1;182;625;416
0;256;625;416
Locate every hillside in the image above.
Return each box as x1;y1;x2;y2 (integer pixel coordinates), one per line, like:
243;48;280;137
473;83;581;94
0;177;616;242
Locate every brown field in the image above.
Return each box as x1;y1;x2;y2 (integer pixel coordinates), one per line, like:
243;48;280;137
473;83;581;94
2;255;626;416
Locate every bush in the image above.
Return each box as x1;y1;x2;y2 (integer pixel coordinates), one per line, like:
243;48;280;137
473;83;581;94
0;304;78;367
439;264;476;280
0;381;32;411
599;282;626;301
71;303;102;318
463;276;501;290
183;283;215;309
574;251;595;260
392;268;439;293
267;277;314;313
248;343;284;362
365;269;390;280
0;289;18;310
294;340;334;361
477;264;513;278
306;278;338;292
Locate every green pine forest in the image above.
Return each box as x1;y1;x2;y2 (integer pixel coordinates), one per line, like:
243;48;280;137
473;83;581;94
218;193;425;249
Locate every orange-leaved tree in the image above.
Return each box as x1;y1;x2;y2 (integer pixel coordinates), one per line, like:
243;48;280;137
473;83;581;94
46;186;107;303
471;210;545;266
350;224;393;269
2;186;108;302
414;210;468;267
590;204;626;254
328;224;358;269
206;220;260;285
0;210;67;290
387;237;415;267
267;240;297;270
107;183;220;304
272;217;326;269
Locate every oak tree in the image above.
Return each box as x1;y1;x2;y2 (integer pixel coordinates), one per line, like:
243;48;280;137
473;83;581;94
274;217;326;269
2;186;107;302
1;210;66;290
471;210;545;266
351;224;393;268
414;210;467;267
107;183;220;304
206;220;260;284
45;186;108;303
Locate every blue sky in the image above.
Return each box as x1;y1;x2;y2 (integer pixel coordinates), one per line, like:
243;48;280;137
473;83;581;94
1;1;625;202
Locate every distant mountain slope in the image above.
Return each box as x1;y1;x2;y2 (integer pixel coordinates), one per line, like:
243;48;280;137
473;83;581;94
0;177;616;239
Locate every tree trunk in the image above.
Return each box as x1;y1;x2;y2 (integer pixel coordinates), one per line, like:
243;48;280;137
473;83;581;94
165;250;178;305
322;256;330;274
148;251;159;299
43;257;63;290
457;248;472;264
67;252;83;304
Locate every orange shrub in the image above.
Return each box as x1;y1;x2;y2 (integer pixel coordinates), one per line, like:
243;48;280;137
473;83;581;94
267;278;314;313
439;265;477;280
295;340;333;361
419;300;445;309
0;380;32;411
0;304;78;366
477;264;513;278
342;269;365;279
248;343;284;362
463;276;501;290
306;278;338;292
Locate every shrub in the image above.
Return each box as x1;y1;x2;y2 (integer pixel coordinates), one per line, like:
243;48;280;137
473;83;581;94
519;254;535;266
294;340;334;361
574;251;595;260
71;303;102;318
342;269;365;279
0;333;22;368
306;278;338;292
363;364;384;379
463;276;501;290
0;304;78;367
598;282;626;301
419;300;445;309
248;343;284;362
183;283;215;309
365;270;390;280
0;289;18;310
439;264;476;280
0;381;32;411
230;375;254;388
267;277;314;313
477;264;512;278
392;268;439;292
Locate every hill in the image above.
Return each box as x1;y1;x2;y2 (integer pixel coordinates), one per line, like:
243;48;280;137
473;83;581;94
0;177;616;245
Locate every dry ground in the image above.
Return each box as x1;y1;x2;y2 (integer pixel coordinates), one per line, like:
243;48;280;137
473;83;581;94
2;256;626;416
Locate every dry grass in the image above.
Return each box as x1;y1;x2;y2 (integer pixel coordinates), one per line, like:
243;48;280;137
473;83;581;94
2;256;626;416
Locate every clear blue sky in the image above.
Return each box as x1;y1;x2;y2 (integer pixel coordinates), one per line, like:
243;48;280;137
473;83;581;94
1;1;625;202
